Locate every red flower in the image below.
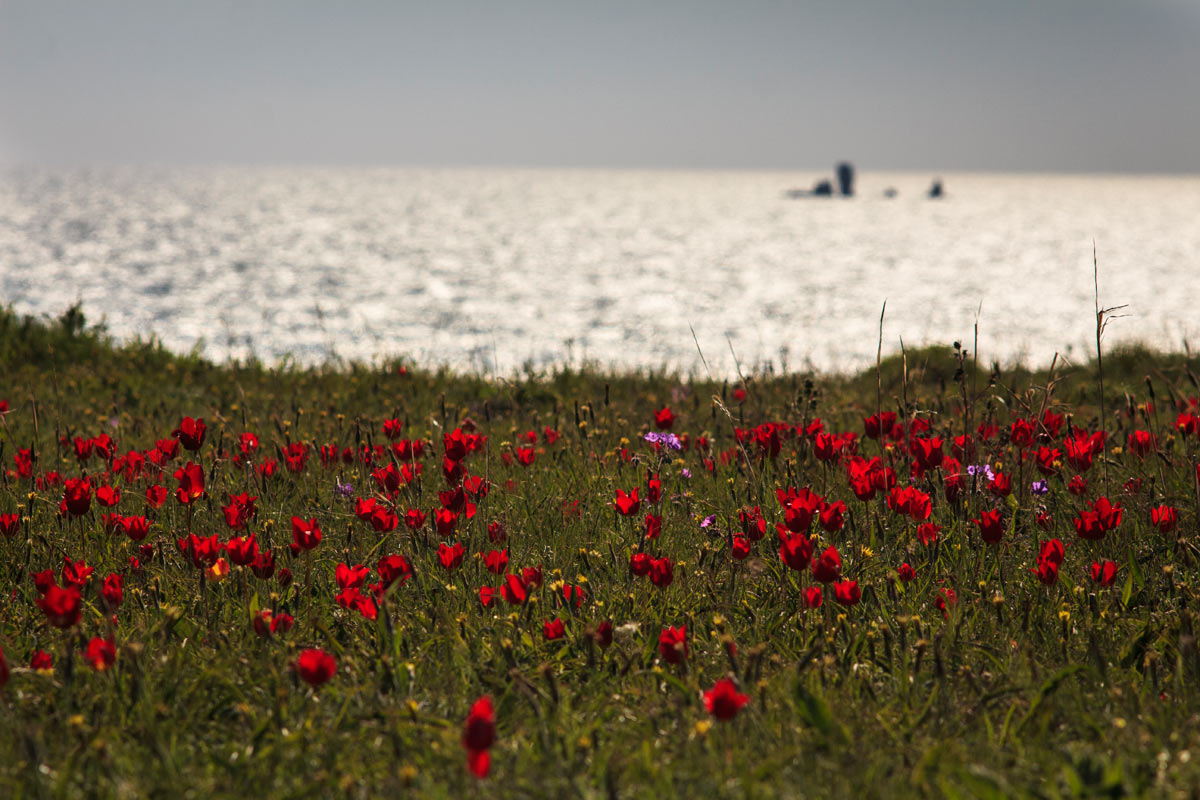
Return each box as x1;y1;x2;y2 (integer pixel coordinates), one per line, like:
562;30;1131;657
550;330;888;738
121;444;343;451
897;563;916;582
479;586;499;607
62;556;94;589
658;625;688;664
38;584;81;628
173;461;205;505
435;508;459;537
803;586;823;608
731;535;751;560
645;474;662;504
438;542;466;571
62;478;92;517
520;566;543;590
335;563;370;590
177;533;222;568
1127;430;1156;458
643;513;662;540
462;696;496;778
779;532;814;571
629;552;651;576
1089;560;1119;587
145;484;168;508
614;488;641;517
377;554;414;589
987;471;1012;498
1067;474;1088;496
250;550;276;580
172;417;206;451
783;488;823;532
86;637;117;671
887;485;932;521
973;508;1005;544
405;508;428;530
1034;447;1062;476
290;517;322;552
100;573;124;610
501;573;527;605
1073;497;1122;541
653;407;675;430
95;485;120;507
30;650;53;672
0;513;19;538
935;587;958;618
593;620;613;648
382;418;404;440
120;515;151;541
917;523;941;547
295;648;337;687
833;579;861;607
704;678;750;721
819;501;847;533
1151;505;1178;534
226;534;259;566
542;618;566;640
1030;558;1059;586
648;556;674;587
811;546;842;583
1038;538;1066;566
863;412;897;440
483;549;509;574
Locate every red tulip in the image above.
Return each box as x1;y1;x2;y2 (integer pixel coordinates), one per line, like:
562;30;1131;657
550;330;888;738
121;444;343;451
614;488;641;517
658;625;688;664
462;696;496;778
833;579;861;606
85;637;117;671
704;678;750;721
1089;560;1119;587
542;618;566;640
295;648;336;687
1151;505;1179;533
973;508;1005;544
779;532;814;571
172;417;206;451
290;517;322;552
173;461;205;505
811;546;842;583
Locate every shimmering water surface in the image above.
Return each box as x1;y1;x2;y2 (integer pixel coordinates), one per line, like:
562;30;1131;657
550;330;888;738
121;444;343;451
1;167;1198;374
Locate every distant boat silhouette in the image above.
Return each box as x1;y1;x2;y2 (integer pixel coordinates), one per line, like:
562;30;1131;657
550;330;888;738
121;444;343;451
785;179;833;198
785;161;854;198
928;178;943;199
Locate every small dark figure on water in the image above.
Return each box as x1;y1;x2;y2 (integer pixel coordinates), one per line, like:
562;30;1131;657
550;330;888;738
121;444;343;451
811;179;833;197
928;178;943;199
836;162;854;197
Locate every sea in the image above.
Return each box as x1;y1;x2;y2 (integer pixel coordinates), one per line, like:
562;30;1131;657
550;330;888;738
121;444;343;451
1;167;1197;375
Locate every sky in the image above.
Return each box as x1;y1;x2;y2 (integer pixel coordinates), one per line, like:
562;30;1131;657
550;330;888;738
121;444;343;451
1;0;1198;172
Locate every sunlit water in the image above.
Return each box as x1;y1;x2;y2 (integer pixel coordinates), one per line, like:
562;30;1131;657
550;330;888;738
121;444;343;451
1;167;1198;374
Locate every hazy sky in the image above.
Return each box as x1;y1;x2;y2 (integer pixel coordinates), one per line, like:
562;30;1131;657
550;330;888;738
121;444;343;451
2;0;1198;172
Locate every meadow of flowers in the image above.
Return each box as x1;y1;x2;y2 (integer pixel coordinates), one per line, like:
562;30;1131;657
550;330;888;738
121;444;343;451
2;308;1200;797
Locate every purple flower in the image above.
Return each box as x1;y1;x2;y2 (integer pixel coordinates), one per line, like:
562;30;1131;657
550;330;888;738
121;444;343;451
966;464;995;482
681;468;692;479
1030;480;1049;495
700;514;717;529
334;480;354;499
643;431;683;451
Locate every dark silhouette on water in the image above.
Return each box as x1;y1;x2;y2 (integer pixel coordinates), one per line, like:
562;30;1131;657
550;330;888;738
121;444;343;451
883;187;898;198
836;162;854;196
928;178;943;198
785;179;832;198
784;162;851;198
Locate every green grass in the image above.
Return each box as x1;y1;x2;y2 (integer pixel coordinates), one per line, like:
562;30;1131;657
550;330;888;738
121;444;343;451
1;305;1199;798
